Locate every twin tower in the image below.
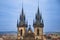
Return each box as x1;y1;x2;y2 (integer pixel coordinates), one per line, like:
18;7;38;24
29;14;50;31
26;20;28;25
17;5;44;40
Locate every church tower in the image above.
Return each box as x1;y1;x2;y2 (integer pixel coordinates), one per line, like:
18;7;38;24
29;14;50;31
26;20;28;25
33;5;44;40
17;7;27;40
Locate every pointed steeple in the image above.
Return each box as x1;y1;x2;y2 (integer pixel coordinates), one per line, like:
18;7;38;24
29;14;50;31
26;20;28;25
21;7;23;15
37;7;39;14
17;1;27;27
21;1;24;15
20;1;25;21
33;0;44;27
20;7;25;22
37;0;40;14
35;0;42;22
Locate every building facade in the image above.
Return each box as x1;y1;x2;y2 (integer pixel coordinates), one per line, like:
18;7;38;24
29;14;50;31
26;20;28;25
17;5;44;40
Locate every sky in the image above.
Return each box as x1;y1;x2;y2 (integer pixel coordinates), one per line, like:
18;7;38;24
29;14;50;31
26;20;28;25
0;0;60;32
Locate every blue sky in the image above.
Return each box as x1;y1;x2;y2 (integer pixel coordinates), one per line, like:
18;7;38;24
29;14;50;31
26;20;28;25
0;0;60;32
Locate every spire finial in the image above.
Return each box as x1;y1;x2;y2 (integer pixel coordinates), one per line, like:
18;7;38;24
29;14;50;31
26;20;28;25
22;0;23;9
22;0;24;15
38;0;39;8
37;0;39;14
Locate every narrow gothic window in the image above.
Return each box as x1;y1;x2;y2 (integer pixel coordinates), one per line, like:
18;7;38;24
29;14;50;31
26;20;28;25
20;29;22;36
37;29;39;35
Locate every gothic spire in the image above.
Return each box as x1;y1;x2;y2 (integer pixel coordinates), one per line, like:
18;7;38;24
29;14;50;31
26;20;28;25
17;1;27;27
21;0;23;15
35;0;41;21
33;0;44;27
37;0;39;14
20;1;25;21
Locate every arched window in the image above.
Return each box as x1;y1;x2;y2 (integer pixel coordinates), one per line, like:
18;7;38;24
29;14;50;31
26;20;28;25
37;29;39;36
20;29;22;36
